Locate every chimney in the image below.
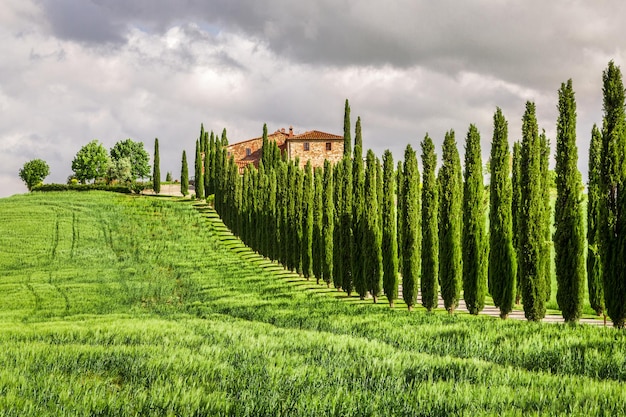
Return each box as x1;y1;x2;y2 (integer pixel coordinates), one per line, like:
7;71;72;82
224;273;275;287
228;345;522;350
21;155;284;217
289;126;293;138
281;128;285;133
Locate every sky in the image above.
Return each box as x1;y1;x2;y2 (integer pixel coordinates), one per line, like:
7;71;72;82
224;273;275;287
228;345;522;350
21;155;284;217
2;0;626;197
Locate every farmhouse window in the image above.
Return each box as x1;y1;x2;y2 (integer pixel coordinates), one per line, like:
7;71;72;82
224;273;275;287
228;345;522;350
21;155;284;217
245;148;251;156
326;142;332;151
304;142;310;151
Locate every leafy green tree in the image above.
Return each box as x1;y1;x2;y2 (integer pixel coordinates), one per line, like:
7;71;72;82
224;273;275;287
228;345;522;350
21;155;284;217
343;99;351;156
401;144;420;310
19;159;50;191
364;149;383;302
165;172;172;182
261;123;270;166
322;160;334;287
72;140;110;184
511;141;522;304
421;135;439;311
152;138;161;194
587;124;604;315
221;128;228;146
109;139;150;180
181;150;189;196
439;130;463;313
554;79;586;323
519;101;547;321
462;124;487;315
302;161;314;279
107;157;132;184
352;118;366;299
599;61;626;328
489;108;517;318
382;150;398;307
194;140;204;199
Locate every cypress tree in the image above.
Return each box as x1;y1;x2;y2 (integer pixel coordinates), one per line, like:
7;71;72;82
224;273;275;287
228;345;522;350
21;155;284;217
261;123;269;166
257;161;267;255
277;161;289;266
462;124;487;315
343;99;351;156
341;156;354;295
313;167;324;284
376;156;383;229
204;132;210;198
511;141;523;304
519;101;547;321
396;160;404;275
554;79;586;323
489;108;517;318
181;150;189;196
322;160;334;287
267;170;278;261
421;134;439;311
228;156;239;232
302;161;314;279
221;128;228;146
352;118;366;299
600;61;626;328
382;150;398;307
286;162;297;271
364;149;383;302
152;138;161;194
540;131;552;302
587;124;604;315
332;160;344;290
209;132;216;195
294;165;304;274
194;140;204;199
439;130;463;313
401;144;420;310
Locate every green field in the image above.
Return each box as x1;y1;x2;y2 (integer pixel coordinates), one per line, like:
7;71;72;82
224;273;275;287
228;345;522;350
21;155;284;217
0;191;625;416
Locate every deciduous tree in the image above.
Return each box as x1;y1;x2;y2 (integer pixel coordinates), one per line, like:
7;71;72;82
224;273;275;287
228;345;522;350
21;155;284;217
19;159;50;191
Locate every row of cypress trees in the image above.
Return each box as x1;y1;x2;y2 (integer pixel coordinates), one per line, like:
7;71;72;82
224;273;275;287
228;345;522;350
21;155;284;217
192;61;626;326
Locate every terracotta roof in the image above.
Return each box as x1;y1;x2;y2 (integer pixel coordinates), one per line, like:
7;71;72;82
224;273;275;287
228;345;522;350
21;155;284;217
290;130;343;140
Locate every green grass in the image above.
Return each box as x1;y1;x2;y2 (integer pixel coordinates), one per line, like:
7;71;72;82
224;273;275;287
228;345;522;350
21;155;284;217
0;191;624;416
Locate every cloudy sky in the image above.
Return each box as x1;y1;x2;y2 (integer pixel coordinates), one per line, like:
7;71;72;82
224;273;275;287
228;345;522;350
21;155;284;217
2;0;625;197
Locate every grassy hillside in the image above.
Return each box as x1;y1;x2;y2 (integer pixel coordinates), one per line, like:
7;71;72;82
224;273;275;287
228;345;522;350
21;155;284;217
0;191;624;416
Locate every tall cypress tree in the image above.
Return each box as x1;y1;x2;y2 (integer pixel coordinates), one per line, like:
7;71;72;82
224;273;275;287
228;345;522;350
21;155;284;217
511;141;523;304
540;131;552;302
204;132;210;198
364;149;383;302
600;61;626;328
152;138;161;194
554;79;586;323
194;140;204;200
302;161;314;280
322;160;334;287
277;161;288;266
313;167;324;284
343;99;351;156
382;150;398;307
181;150;189;196
221;128;228;146
489;108;517;318
587;124;604;315
209;132;216;195
462;124;487;315
401;144;420;310
352;118;366;299
421;134;439;311
341;156;354;295
261;123;269;166
439;130;463;313
332;160;344;290
396;160;404;275
267;169;277;260
519;101;547;321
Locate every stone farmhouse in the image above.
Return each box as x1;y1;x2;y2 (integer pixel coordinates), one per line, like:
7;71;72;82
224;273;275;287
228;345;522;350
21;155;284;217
226;126;344;173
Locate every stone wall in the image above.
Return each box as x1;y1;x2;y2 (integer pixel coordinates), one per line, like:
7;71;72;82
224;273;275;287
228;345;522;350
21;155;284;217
287;139;344;168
